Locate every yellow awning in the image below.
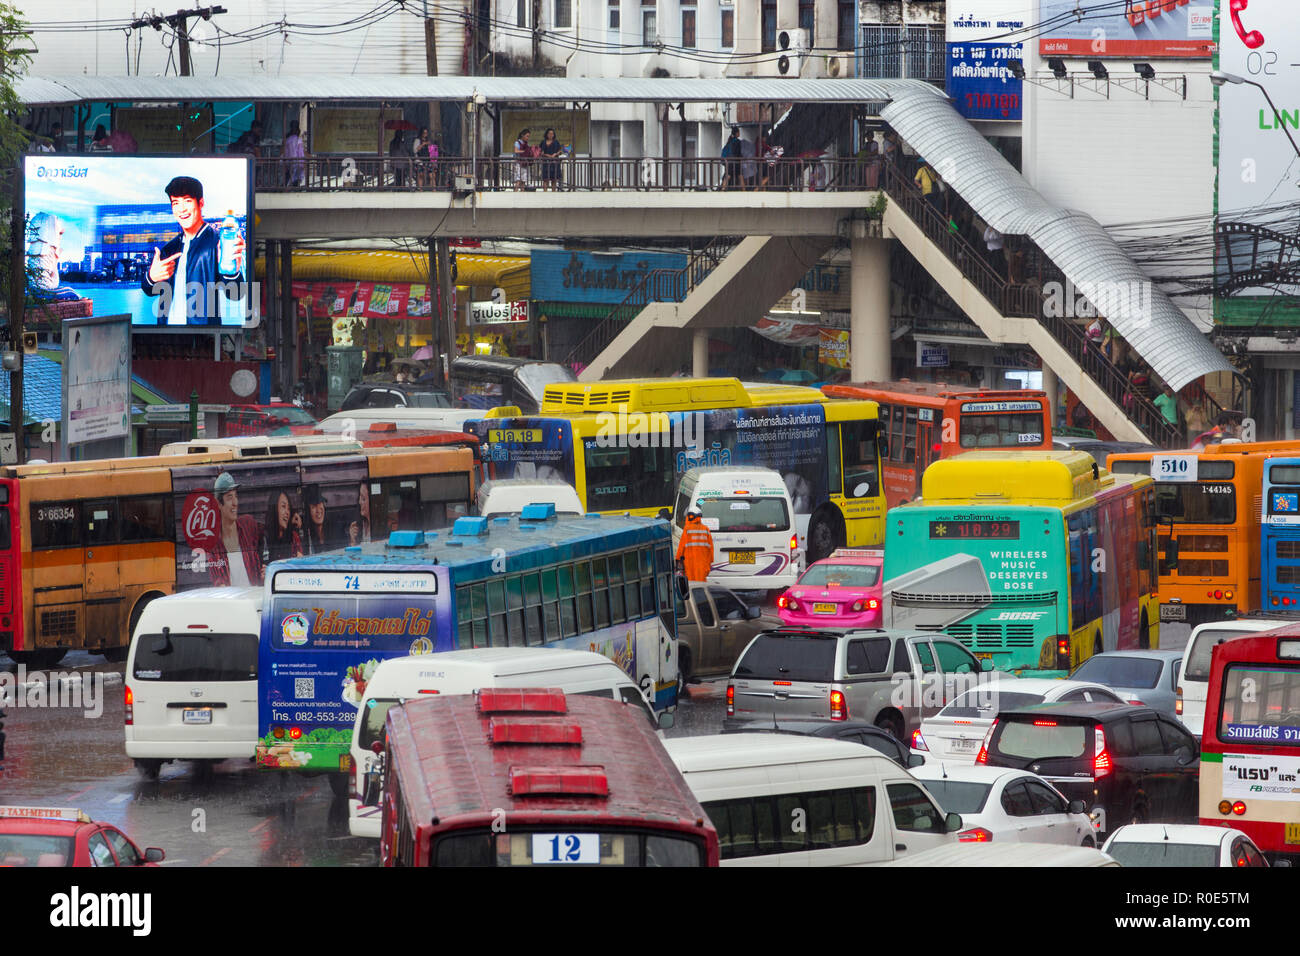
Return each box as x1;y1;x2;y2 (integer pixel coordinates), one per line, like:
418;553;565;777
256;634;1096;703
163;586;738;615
254;249;531;300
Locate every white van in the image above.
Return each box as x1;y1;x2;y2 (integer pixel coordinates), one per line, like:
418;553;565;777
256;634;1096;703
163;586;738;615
124;587;262;779
1178;617;1285;735
317;407;483;434
476;478;584;517
663;734;959;866
349;647;659;837
673;467;800;590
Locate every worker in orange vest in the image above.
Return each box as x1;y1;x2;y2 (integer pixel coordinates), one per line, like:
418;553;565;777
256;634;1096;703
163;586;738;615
676;503;715;583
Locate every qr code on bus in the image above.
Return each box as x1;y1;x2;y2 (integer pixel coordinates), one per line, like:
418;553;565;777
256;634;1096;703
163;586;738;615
294;678;315;700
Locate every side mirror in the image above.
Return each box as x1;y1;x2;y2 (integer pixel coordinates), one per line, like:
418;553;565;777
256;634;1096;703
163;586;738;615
658;711;675;730
1176;745;1194;766
1136;540;1150;570
746;605;762;620
1164;536;1179;572
980;658;993;672
362;770;382;807
908;753;926;768
657;507;671;520
1068;799;1086;815
673;573;689;601
944;812;963;834
144;847;165;863
877;436;890;460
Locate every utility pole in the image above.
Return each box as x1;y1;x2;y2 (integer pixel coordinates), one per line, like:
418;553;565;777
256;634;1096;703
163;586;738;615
423;1;441;153
436;239;455;401
532;0;541;70
427;241;446;390
8;163;24;464
131;6;227;77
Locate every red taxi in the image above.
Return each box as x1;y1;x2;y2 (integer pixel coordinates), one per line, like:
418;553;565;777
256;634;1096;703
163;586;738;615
777;549;884;627
0;806;164;867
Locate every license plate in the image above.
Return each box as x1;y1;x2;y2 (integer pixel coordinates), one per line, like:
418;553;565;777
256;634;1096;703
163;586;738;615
1286;824;1300;846
950;738;979;753
1160;603;1186;621
182;708;212;725
730;550;756;565
974;652;993;660
813;602;837;614
531;833;599;864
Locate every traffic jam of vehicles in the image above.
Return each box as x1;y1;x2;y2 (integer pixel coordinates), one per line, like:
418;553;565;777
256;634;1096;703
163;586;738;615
1;378;1297;869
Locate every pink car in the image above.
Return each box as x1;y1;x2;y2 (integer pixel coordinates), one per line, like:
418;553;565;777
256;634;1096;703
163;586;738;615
777;549;884;628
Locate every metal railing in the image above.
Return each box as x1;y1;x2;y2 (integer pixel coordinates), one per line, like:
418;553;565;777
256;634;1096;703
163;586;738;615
254;156;881;193
563;234;738;372
878;162;1183;448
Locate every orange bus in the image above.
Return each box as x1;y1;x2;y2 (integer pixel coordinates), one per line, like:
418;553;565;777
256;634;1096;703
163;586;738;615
1107;440;1300;627
822;382;1052;507
1;440;477;668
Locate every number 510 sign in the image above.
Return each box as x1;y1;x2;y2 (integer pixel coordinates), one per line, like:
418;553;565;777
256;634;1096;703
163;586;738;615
1150;455;1198;482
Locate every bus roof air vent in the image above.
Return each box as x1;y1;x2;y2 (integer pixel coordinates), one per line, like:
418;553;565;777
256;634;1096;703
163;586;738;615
508;766;609;797
476;687;568;715
520;503;556;521
451;516;490;537
488;718;583;746
387;530;425;548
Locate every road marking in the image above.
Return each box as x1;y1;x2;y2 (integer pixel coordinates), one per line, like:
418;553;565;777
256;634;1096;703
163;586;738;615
201;847;232;866
65;784;94;800
248;817;271;834
110;792;132;805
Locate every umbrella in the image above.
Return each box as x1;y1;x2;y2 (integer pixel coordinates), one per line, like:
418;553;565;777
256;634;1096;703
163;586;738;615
412;345;434;361
384;119;416;131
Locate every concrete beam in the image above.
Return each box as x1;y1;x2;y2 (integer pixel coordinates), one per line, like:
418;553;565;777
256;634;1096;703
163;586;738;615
254;190;879;240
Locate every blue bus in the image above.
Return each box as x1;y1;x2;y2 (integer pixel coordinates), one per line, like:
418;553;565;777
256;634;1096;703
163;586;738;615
1262;457;1300;610
255;506;680;783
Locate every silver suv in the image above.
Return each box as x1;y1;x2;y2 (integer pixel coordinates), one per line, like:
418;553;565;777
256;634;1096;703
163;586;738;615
725;628;990;741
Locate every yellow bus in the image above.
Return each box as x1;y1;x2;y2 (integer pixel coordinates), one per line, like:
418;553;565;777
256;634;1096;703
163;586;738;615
467;377;886;562
2;442;478;667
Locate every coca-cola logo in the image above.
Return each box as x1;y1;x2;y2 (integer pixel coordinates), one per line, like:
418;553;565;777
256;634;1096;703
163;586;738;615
183;491;219;550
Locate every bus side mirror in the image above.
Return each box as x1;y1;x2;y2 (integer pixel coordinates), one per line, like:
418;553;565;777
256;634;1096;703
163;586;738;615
1137;540;1150;570
877;436;890;460
1164;537;1179;571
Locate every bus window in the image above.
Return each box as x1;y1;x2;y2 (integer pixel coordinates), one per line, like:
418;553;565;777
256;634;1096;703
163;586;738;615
959;412;1045;448
903;408;918;464
839;420;880;500
31;501;81;550
583;443;673;512
0;507;9;551
83;499;118;546
119;495;172;543
826;423;843;494
1154;482;1235;525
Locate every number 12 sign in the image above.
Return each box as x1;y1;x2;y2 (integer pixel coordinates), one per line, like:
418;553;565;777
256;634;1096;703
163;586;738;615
1150;455;1198;483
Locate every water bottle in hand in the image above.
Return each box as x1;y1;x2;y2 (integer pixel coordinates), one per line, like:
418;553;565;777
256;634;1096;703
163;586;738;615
218;211;241;275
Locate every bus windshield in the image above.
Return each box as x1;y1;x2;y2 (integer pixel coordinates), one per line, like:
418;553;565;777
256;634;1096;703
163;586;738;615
431;829;705;866
959;413;1045;449
1219;664;1300;740
840;419;880;499
1154;483;1235;524
699;496;790;532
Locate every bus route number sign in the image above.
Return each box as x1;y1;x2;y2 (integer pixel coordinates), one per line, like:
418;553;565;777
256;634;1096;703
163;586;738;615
1151;455;1198;483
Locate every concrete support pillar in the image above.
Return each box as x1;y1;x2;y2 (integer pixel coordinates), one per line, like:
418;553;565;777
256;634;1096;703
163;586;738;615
1041;364;1058;428
693;329;709;378
850;236;891;381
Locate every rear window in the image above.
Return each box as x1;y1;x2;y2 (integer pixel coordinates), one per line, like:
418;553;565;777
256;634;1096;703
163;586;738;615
938;689;1044;719
798;563;880;588
918;780;992;815
734;634;837;682
1071;656;1163;690
0;834;74;867
1105;842;1218;868
994;719;1089;760
132;632;258;682
1185;629;1252;682
411;392;452;408
360;698;399;752
699;496;790;533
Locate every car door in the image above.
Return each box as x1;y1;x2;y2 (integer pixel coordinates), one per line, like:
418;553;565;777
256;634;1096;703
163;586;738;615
885;780;952;856
1156;715;1200;822
907;638;941;730
104;828;143;867
1023;778;1080;845
708;587;754;669
932;639;981;714
1129;713;1172;818
86;830;118;867
998;778;1041;843
689;586;723;672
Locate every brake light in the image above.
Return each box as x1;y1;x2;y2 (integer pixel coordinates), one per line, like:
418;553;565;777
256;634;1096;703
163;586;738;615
726;684;734;717
1214;590;1223;600
829;690;848;721
912;729;928;751
958;827;993;843
1232;801;1247;816
1094;726;1112;778
1176;687;1183;715
1033;720;1058;726
867;598;880;610
790;534;798;553
1057;637;1070;669
975;719;997;764
290;727;303;740
773;680;792;686
124;685;133;725
778;594;789;609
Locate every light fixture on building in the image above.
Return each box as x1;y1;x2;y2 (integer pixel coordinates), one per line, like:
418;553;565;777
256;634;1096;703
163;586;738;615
1088;60;1109;80
1047;58;1067;79
1134;62;1155;80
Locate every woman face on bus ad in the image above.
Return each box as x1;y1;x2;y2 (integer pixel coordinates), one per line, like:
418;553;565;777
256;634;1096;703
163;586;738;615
310;499;325;529
358;482;370;521
276;492;291;533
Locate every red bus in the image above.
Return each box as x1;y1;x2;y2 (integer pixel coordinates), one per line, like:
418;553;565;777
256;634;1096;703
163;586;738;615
1200;631;1300;862
822;382;1052;507
379;689;720;866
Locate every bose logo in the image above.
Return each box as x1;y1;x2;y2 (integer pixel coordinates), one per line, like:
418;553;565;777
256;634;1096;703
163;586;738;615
990;611;1048;621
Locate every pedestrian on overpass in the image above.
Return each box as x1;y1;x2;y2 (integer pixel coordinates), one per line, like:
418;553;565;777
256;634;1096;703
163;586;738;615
676;503;715;583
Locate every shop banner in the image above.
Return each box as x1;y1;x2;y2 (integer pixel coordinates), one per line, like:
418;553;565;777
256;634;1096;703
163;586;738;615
1038;0;1214;58
818;329;851;369
752;315;825;347
917;341;950;368
947;1;1029;121
470;300;529;325
530;249;687;305
290;281;434;321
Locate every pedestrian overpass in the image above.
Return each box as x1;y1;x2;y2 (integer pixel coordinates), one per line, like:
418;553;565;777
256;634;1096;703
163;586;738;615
19;74;1235;446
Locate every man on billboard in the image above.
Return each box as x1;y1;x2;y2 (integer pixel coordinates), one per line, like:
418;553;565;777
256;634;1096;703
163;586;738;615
207;472;265;587
141;175;245;325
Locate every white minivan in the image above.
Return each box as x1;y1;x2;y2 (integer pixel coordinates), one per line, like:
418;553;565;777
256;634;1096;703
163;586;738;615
125;587;262;779
348;647;660;837
663;734;960;866
475;478;584;517
672;467;800;590
1178;617;1285;735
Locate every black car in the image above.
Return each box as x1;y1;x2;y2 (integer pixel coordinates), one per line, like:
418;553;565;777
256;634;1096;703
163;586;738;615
721;719;925;769
980;701;1199;835
339;382;452;411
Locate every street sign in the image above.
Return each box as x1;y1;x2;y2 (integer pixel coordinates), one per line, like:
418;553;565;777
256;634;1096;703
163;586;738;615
0;432;16;465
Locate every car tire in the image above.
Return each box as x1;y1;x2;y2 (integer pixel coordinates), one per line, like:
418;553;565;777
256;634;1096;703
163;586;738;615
807;512;843;565
1138;612;1150;650
8;648;68;669
678;646;693;692
1093;633;1103;658
135;759;162;780
1081;836;1096;848
327;772;351;801
876;713;905;742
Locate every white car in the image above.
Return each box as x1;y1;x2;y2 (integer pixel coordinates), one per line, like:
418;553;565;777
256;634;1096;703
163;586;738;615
912;764;1097;847
912;677;1125;762
1102;825;1270;867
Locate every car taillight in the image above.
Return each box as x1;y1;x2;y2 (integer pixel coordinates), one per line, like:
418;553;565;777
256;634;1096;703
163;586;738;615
975;719;997;764
1175;687;1183;715
787;598;799;611
852;600;864;612
1094;726;1111;778
912;729;928;751
829;690;847;721
726;684;734;717
867;598;879;610
777;594;789;609
789;534;798;553
1056;637;1070;669
958;827;993;843
124;685;134;725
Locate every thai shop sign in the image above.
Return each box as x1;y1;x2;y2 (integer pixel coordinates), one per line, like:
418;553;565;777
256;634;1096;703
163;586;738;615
917;341;950;368
470;300;530;325
530;249;688;305
946;0;1029;121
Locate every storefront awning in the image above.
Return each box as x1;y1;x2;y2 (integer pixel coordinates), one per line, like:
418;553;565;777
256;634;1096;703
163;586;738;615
255;249;530;301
